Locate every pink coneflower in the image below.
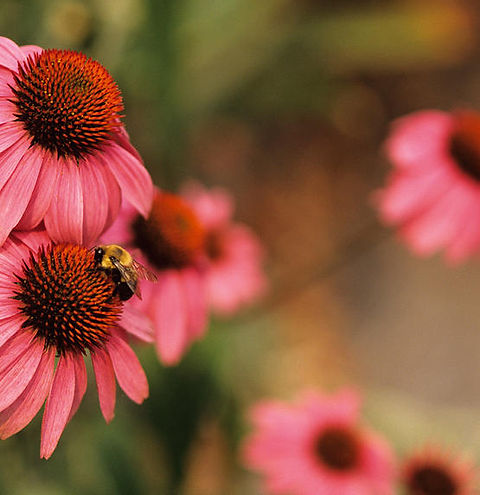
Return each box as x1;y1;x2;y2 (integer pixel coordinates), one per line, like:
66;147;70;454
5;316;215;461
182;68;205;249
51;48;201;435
0;36;152;246
243;389;395;495
182;182;267;316
376;110;480;263
402;446;476;495
102;189;208;365
0;229;151;459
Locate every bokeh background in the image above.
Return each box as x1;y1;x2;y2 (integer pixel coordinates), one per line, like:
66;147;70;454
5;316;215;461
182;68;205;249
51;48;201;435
2;0;480;493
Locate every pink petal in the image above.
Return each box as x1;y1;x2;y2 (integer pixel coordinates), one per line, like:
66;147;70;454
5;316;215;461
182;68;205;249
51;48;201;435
0;316;23;347
98;160;122;230
67;355;87;422
91;347;116;423
0;99;15;125
79;157;109;246
153;271;189;365
105;142;153;217
0;330;35;374
180;268;208;339
19;45;42;58
120;305;154;343
0;338;44;411
0;133;29;184
386;111;453;171
0;37;23;71
0;347;54;439
0;67;15;95
106;331;148;404
0;144;43;245
44;157;84;245
40;354;76;459
16;152;58;230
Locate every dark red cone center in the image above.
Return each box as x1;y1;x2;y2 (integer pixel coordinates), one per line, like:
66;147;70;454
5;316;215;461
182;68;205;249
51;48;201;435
14;244;122;354
132;192;205;270
408;466;457;495
12;49;123;160
315;426;359;471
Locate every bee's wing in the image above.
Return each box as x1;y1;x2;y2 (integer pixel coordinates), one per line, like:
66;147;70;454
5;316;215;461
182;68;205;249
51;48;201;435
131;260;158;282
110;258;142;300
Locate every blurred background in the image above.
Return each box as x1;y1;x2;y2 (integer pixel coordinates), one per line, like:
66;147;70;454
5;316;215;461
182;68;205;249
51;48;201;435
2;0;480;493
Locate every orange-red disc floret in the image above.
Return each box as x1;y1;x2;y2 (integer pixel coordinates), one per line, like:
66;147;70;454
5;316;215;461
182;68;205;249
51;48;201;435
132;192;206;270
450;110;480;182
11;49;123;160
14;244;122;355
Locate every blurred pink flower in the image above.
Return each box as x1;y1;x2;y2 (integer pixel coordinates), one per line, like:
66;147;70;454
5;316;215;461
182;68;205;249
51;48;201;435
0;230;151;459
102;189;208;365
183;182;267;316
0;37;153;246
243;389;395;495
402;445;476;495
376;110;480;263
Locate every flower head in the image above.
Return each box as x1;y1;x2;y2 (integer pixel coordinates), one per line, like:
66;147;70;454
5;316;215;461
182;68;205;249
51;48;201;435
0;36;153;246
102;188;208;365
402;446;476;495
376;110;480;263
243;389;395;495
182;182;267;316
0;230;152;459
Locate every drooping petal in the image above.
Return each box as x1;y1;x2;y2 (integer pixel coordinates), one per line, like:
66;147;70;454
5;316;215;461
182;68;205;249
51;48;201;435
40;354;76;459
0;133;30;185
0;316;23;347
0;144;43;245
105;142;153;217
0;347;55;439
0;338;44;411
0;99;16;125
44;157;84;245
67;355;87;422
0;67;15;95
16;152;59;230
180;267;207;339
0;330;35;375
0;37;24;71
98;161;122;231
106;331;148;404
79;157;109;246
120;305;154;343
153;271;188;365
91;347;116;423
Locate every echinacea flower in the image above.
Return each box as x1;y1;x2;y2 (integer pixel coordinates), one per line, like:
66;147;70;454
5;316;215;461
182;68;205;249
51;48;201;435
182;182;267;316
243;389;395;495
102;188;208;365
0;36;152;246
0;229;151;459
402;446;476;495
376;110;480;263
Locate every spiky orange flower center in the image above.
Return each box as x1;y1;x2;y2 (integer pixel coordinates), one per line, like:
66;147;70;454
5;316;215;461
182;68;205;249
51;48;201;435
132;192;205;270
14;244;122;354
450;111;480;182
315;426;360;471
11;49;123;160
408;465;456;495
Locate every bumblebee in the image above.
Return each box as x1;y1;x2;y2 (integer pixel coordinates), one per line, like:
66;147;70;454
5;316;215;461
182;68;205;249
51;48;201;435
94;244;157;301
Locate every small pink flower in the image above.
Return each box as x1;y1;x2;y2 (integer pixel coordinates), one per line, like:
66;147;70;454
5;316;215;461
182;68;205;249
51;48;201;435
0;37;153;247
376;110;480;263
0;230;151;459
182;182;267;316
402;445;476;495
243;389;395;495
102;189;208;365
